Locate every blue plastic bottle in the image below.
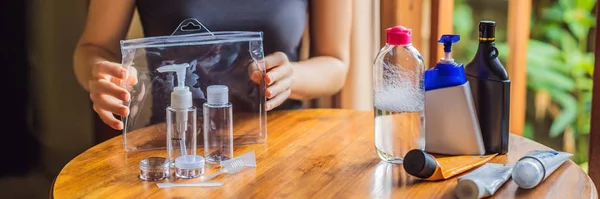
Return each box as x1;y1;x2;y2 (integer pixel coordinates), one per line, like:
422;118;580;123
423;34;485;155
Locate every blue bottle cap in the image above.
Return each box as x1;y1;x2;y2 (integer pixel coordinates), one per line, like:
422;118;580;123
424;34;467;91
438;34;460;53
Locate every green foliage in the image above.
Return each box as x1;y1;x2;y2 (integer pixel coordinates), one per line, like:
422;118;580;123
524;122;535;140
545;88;578;137
453;0;595;165
580;161;589;174
528;0;594;164
452;1;477;64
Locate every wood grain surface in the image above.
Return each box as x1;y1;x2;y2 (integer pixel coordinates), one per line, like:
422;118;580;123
53;109;597;199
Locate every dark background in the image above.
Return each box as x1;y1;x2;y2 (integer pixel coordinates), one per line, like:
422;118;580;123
0;0;37;176
0;0;93;198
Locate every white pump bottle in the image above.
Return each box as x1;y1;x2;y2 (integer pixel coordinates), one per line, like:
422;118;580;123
157;63;198;165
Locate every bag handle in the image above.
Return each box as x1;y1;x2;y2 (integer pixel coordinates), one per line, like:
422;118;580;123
170;18;215;36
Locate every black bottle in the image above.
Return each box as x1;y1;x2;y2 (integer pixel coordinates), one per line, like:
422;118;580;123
465;21;510;155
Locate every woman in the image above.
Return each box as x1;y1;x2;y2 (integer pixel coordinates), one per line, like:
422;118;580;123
73;0;351;130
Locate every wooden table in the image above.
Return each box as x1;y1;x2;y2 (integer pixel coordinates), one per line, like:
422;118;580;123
53;109;597;198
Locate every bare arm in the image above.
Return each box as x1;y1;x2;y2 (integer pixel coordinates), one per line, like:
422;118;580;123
290;0;352;100
73;0;136;130
73;0;136;91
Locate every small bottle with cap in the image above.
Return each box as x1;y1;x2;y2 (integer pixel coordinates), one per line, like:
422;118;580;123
203;85;234;164
157;63;198;166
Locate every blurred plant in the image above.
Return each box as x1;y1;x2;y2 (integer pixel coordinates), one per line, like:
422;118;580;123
523;0;595;168
452;0;477;63
454;0;595;169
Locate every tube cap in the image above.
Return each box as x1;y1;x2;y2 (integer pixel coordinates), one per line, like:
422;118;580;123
512;158;544;189
175;155;205;170
207;85;229;105
403;149;437;178
386;26;412;46
456;179;486;199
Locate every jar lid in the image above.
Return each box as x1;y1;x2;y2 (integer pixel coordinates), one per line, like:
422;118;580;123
139;157;170;170
175;155;205;169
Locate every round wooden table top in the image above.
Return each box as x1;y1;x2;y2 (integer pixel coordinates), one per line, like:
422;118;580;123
53;109;597;198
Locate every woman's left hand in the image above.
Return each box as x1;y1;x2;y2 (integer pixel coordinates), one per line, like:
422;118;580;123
250;52;293;111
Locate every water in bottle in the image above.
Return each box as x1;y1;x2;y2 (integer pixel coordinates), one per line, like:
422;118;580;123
373;26;426;163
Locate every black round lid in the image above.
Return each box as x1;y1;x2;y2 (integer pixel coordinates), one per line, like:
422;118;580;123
403;149;437;178
479;21;496;39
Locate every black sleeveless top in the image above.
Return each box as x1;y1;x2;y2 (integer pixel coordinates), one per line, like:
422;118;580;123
136;0;306;113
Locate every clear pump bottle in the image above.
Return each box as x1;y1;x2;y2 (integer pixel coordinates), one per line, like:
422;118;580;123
203;85;233;164
157;63;198;166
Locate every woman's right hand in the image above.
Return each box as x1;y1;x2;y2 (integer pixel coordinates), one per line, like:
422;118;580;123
89;61;137;130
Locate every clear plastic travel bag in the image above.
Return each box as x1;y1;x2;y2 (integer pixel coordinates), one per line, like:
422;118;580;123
119;19;266;152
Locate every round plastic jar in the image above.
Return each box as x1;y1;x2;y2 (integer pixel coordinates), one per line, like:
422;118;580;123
175;155;205;179
139;157;170;181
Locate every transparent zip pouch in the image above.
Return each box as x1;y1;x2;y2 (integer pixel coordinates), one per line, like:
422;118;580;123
119;19;267;152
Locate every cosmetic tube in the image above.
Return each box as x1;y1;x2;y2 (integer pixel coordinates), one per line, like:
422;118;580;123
403;149;497;181
512;150;573;189
456;163;513;199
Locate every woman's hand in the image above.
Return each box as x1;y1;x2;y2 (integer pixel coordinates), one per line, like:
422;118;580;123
250;52;293;111
89;61;137;130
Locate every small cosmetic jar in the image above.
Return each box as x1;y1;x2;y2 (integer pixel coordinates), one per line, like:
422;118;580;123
175;155;205;179
139;157;170;181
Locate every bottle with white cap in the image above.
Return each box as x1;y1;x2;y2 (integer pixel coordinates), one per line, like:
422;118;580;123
203;85;233;164
157;63;198;166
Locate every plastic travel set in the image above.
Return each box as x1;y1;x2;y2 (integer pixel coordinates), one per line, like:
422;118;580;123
119;18;267;152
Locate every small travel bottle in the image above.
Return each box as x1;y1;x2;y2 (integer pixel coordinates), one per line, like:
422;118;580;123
157;63;198;166
204;85;234;164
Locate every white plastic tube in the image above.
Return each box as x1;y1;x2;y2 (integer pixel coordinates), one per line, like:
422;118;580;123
455;163;514;199
511;150;573;189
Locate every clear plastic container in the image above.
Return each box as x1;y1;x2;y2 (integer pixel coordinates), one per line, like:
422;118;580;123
174;155;205;179
139;157;170;181
203;85;234;164
373;26;426;163
166;107;197;166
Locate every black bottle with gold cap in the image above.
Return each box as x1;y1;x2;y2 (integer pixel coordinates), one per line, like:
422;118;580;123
465;21;510;155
